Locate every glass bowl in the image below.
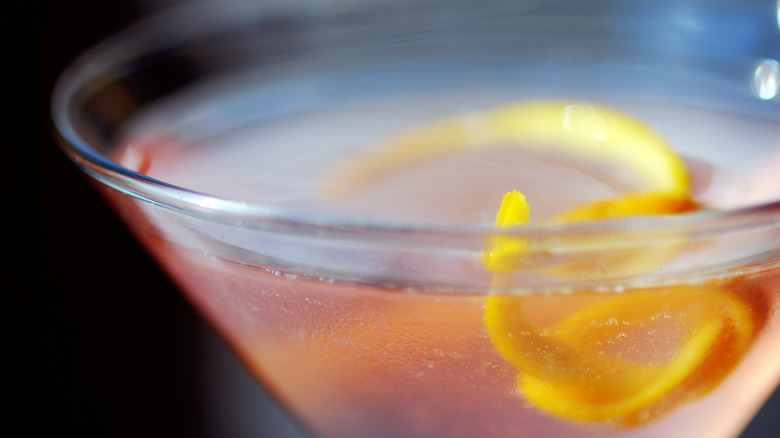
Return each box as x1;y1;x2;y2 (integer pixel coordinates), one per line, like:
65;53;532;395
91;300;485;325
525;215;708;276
52;1;780;437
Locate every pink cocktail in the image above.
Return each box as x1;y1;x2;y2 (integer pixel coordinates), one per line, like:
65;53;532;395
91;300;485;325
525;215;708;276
52;1;780;437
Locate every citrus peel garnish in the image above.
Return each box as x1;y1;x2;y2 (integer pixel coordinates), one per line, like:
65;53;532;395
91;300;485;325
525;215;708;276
469;101;752;426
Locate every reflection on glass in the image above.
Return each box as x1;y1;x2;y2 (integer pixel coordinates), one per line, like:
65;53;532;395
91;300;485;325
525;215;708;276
753;59;780;100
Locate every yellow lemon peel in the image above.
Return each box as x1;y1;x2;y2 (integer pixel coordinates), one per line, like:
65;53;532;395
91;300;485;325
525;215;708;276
470;101;750;426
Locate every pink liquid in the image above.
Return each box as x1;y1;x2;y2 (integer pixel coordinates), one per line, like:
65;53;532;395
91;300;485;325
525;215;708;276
124;225;780;438
103;102;780;437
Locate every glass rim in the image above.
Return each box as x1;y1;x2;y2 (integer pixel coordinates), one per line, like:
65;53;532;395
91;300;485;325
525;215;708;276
50;0;780;249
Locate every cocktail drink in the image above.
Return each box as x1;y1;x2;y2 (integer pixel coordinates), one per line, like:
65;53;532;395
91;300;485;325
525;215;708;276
52;1;779;437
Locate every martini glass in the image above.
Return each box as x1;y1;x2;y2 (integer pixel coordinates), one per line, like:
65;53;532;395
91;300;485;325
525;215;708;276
50;0;780;437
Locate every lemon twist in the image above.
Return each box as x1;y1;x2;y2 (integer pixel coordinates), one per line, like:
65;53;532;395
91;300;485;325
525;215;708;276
324;99;758;426
475;102;751;425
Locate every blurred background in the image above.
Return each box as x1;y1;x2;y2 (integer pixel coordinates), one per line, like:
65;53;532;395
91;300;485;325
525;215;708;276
37;1;779;437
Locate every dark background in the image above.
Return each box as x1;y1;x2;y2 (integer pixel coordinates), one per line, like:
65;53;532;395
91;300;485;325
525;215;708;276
38;1;304;437
37;1;779;437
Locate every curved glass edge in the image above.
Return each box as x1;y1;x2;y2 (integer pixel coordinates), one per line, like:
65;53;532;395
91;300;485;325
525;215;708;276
51;0;780;250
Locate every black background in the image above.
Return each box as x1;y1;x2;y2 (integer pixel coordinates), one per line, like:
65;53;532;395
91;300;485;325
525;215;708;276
37;1;779;437
39;2;206;436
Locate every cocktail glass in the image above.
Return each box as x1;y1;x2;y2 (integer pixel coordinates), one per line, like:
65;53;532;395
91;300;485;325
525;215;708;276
51;0;780;437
